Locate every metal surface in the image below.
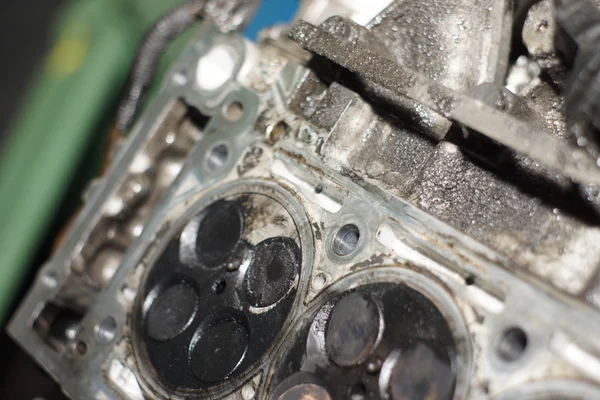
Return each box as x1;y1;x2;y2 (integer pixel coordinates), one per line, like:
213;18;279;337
555;0;600;159
288;19;600;186
0;0;195;325
0;0;288;326
116;0;261;131
8;0;600;399
269;283;457;399
134;192;305;395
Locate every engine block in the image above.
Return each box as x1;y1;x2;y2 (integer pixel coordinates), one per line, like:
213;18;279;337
9;1;600;399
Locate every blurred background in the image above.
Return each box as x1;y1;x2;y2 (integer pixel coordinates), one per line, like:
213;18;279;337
0;1;297;398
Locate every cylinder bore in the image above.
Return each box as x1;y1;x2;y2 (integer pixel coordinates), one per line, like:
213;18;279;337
269;283;457;400
135;191;306;393
332;224;360;257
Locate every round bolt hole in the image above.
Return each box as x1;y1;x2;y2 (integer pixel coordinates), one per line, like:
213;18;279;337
312;273;327;291
224;101;244;122
95;316;117;344
333;224;360;256
211;279;227;295
497;327;528;362
481;382;490;395
121;284;137;303
267;121;290;143
314;184;324;194
75;340;87;356
465;275;475;286
206;144;229;172
349;382;366;400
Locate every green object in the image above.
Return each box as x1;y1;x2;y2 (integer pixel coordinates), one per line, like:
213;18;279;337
0;0;191;324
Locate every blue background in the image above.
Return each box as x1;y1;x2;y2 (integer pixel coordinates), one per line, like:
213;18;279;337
245;0;300;40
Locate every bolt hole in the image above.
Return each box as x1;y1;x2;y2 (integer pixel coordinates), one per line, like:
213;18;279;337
211;279;227;295
312;273;327;291
349;382;366;400
224;101;244;122
206;144;229;172
481;382;490;395
465;275;475;286
315;184;324;194
267;121;290;143
497;327;528;362
95;316;117;344
75;340;87;356
333;224;360;257
121;284;137;303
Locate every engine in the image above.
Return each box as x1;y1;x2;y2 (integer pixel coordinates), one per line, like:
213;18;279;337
9;0;600;399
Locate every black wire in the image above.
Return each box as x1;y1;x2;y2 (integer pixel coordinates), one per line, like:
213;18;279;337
115;1;206;131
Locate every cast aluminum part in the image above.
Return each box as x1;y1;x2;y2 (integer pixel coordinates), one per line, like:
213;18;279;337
8;0;600;399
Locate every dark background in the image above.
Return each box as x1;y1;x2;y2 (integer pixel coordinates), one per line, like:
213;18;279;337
0;1;65;147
